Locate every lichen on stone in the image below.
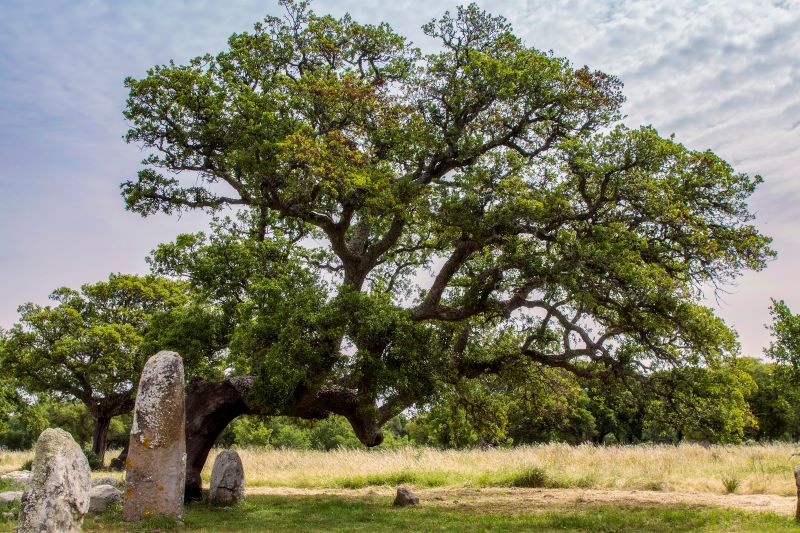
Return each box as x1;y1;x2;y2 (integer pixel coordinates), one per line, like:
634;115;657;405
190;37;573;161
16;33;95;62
131;351;184;448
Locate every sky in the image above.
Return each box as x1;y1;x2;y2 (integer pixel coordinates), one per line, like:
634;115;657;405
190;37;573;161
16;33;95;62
0;0;798;358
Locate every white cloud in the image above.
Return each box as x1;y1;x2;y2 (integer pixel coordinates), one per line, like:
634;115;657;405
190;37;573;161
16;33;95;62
1;0;798;356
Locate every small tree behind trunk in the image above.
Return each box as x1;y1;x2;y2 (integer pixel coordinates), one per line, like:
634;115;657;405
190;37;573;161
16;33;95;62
91;415;112;468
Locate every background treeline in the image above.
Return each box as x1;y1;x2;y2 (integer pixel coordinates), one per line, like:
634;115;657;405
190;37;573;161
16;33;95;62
2;356;798;453
1;273;798;458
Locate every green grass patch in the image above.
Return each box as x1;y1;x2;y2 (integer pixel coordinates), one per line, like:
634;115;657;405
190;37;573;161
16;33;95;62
508;466;550;488
330;467;561;489
722;475;741;494
0;478;24;493
330;467;560;489
326;467;609;491
475;467;574;489
2;494;799;532
330;469;460;488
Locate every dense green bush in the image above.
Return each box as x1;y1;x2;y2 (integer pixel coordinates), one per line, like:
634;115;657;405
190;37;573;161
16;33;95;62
308;417;362;451
83;449;101;470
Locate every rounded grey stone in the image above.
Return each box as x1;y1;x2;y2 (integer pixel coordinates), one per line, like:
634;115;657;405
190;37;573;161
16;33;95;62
393;486;419;506
89;484;122;514
209;450;245;506
0;491;22;506
16;428;91;533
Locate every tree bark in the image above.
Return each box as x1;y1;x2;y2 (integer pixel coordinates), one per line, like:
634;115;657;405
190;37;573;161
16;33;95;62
92;415;112;468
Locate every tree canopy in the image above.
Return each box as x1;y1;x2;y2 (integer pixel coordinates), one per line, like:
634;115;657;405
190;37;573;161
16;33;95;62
120;1;773;447
0;273;223;465
766;299;800;373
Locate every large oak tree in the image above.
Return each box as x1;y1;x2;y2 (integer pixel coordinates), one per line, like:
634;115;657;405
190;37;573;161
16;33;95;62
120;1;772;496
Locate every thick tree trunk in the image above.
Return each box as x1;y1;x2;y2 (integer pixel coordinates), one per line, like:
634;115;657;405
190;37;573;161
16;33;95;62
182;376;388;501
92;415;112;468
184;376;257;501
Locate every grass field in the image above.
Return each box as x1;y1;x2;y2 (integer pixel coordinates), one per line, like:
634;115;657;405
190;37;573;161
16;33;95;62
202;443;800;495
3;443;800;494
2;494;800;532
3;443;800;531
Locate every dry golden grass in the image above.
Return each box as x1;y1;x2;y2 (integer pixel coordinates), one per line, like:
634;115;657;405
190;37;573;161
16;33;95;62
0;449;32;473
202;443;800;496
4;443;799;497
0;449;125;484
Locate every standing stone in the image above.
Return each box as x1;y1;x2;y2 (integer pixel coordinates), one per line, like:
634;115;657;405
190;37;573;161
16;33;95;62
123;351;186;521
16;428;91;533
794;466;800;521
209;450;245;506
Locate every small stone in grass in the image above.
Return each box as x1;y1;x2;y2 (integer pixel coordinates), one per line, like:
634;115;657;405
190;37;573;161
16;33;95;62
89;485;122;514
393;486;419;507
0;491;22;506
0;471;31;485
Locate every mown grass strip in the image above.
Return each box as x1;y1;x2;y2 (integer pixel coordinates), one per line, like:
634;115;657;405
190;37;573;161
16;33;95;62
2;494;798;533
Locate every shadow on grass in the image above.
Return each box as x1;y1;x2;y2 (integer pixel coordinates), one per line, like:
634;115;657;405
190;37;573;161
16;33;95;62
42;494;798;533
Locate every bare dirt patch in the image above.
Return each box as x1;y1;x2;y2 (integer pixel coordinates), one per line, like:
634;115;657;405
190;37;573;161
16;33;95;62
248;486;797;516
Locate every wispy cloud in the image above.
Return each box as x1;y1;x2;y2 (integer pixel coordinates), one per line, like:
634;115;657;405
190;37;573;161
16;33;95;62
1;0;798;356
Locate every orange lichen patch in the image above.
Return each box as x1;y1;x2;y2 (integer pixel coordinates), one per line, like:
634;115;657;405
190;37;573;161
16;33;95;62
124;457;133;469
142;436;152;448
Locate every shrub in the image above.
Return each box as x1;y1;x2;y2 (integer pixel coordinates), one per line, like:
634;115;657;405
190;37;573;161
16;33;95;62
231;417;273;447
510;467;549;488
83;449;100;470
375;432;413;449
272;425;311;450
642;479;665;491
721;475;740;494
309;416;362;451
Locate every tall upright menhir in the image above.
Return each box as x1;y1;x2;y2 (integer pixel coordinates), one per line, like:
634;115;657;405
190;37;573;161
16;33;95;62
120;0;773;497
